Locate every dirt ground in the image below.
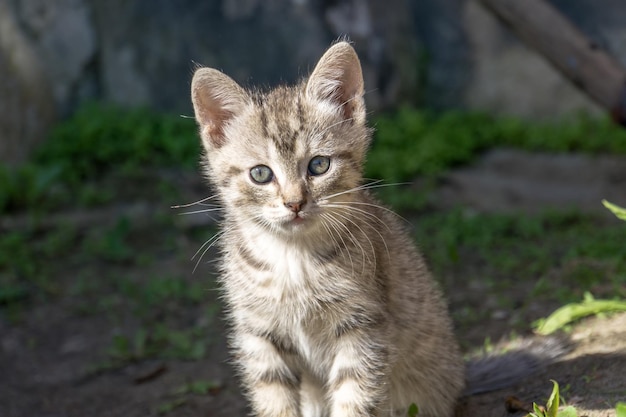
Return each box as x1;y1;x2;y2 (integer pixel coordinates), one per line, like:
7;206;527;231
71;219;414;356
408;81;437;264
1;150;625;417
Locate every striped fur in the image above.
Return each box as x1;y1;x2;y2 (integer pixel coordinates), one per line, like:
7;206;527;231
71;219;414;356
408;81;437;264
191;42;465;417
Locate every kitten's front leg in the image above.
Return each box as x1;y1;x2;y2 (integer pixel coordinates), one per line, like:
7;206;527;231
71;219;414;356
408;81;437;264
235;331;301;417
327;329;390;417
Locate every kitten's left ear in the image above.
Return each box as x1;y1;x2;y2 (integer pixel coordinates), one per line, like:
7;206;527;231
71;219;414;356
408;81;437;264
305;42;365;123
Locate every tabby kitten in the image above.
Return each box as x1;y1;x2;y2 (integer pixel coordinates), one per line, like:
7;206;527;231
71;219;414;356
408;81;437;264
191;42;465;417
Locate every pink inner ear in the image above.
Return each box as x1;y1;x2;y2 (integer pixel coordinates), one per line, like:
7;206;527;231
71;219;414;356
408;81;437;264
337;85;359;121
201;120;222;147
191;68;248;149
320;75;363;122
198;102;231;148
194;93;226;148
306;43;365;122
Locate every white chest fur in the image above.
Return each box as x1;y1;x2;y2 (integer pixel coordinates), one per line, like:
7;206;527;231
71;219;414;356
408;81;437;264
248;227;323;292
229;227;339;369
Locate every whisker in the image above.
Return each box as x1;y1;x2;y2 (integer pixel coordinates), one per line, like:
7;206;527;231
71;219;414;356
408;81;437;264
329;205;391;262
329;210;376;273
321;213;355;276
320;180;384;201
191;227;232;273
318;216;347;263
355;181;413;192
191;231;223;261
321;180;412;202
171;194;220;209
327;200;412;226
323;212;369;276
324;204;390;231
177;207;224;216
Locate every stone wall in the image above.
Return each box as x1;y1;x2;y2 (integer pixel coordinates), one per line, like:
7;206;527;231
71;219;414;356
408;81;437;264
2;0;625;164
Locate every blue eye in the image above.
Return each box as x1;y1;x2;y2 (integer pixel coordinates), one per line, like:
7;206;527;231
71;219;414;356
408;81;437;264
250;165;273;184
308;156;330;176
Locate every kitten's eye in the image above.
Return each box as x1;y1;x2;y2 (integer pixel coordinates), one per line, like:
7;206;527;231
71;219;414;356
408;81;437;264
308;156;330;176
250;165;273;184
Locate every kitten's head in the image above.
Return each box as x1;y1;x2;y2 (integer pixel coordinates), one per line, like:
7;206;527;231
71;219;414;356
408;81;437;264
191;42;371;238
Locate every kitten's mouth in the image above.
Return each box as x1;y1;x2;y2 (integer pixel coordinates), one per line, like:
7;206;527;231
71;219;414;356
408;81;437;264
271;211;316;233
279;213;310;228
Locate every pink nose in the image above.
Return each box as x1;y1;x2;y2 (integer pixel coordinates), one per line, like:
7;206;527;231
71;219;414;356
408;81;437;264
284;199;306;213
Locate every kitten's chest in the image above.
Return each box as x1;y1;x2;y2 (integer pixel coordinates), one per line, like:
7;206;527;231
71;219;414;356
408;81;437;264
235;231;332;296
226;232;367;372
269;244;318;288
226;231;348;325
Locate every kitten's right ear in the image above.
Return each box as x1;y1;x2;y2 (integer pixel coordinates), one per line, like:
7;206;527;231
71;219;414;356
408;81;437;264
305;42;365;123
191;68;249;149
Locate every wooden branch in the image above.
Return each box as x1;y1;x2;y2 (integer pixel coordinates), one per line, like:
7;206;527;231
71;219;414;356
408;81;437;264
478;0;626;125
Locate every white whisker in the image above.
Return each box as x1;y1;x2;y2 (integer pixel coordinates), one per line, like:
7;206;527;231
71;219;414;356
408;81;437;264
327;204;391;263
191;226;232;273
322;211;369;277
171;194;220;209
326;200;412;225
323;203;390;231
321;180;411;202
320;180;384;201
328;209;376;273
177;207;224;216
318;216;348;265
321;213;355;276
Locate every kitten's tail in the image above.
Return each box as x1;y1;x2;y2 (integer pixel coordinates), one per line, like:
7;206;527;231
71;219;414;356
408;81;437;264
464;335;570;396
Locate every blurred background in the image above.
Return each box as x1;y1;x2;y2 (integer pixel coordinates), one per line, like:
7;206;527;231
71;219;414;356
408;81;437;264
1;1;626;416
3;0;626;164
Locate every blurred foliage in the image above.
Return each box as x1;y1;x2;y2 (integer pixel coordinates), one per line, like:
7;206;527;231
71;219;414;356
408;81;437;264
368;107;626;181
3;103;626;213
36;102;200;182
415;209;626;303
0;102;199;213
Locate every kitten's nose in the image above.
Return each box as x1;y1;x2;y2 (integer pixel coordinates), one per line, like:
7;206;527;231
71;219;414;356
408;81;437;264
284;199;306;213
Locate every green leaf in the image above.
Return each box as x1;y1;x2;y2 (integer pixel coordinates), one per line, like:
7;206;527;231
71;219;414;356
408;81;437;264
533;403;546;417
407;403;419;417
602;200;626;221
616;402;626;417
534;293;626;335
557;406;578;417
546;380;560;417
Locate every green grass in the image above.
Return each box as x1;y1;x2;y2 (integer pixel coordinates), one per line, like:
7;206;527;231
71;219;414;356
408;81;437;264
414;209;626;304
35;102;200;183
0;102;199;213
368;107;626;181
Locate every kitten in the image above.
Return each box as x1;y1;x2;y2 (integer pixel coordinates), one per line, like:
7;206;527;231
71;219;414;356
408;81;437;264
190;42;552;417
